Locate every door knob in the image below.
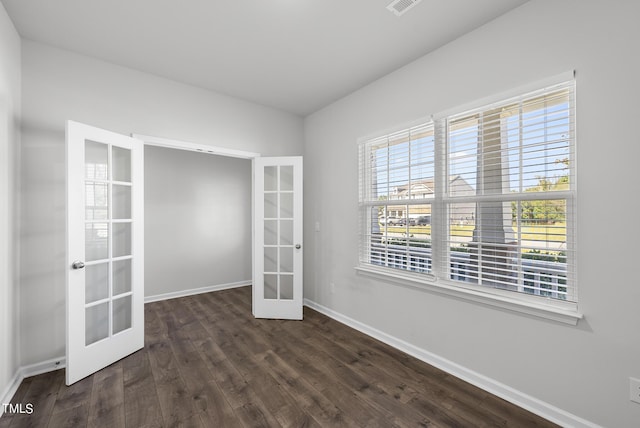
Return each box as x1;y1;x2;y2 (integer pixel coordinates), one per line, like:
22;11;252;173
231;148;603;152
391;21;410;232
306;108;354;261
295;244;301;249
72;260;85;270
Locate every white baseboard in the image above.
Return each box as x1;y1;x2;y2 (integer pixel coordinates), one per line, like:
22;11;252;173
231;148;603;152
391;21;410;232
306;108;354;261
303;298;599;428
0;370;22;418
1;357;65;418
144;280;251;303
20;357;66;379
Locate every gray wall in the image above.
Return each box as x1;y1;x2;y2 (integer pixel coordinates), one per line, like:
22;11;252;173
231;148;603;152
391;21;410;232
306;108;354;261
0;2;20;404
19;40;304;367
145;146;251;299
303;1;640;426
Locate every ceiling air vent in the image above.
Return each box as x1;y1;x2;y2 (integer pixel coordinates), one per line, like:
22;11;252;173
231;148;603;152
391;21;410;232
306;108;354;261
386;0;423;16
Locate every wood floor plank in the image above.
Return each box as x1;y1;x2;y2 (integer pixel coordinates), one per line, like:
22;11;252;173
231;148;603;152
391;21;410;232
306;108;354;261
123;380;163;428
144;303;169;346
318;314;524;426
188;380;241;428
47;402;89;428
146;338;182;387
292;345;436;427
302;307;510;426
188;297;286;428
0;377;34;428
251;318;410;427
86;362;125;428
281;314;441;427
210;319;323;427
255;350;361;427
50;375;93;416
193;294;318;427
147;305;201;427
122;350;164;428
153;383;198;428
161;311;238;424
244;370;322;428
2;286;559;428
8;369;63;428
45;374;93;428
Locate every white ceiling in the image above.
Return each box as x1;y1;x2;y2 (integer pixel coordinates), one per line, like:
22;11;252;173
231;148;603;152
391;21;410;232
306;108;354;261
2;0;529;116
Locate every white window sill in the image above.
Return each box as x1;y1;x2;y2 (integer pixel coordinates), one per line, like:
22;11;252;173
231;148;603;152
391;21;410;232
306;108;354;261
354;265;583;325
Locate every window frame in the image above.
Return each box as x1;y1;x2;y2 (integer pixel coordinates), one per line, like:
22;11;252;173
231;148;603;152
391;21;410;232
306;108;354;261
356;73;581;325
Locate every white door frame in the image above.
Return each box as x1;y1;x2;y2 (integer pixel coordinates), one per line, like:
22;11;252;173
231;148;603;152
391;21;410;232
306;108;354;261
133;135;304;318
132;134;261;160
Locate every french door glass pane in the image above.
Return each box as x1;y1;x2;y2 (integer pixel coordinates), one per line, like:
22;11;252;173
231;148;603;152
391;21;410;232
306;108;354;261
280;275;293;300
280;166;293;191
85;140;108;180
85;263;109;304
112;185;131;219
264;220;277;245
280;193;293;218
280;220;293;245
264;247;277;273
264;166;277;191
264;193;277;218
86;302;109;345
85;223;108;261
85;182;108;220
264;274;277;299
113;223;132;257
280;247;293;273
113;259;132;296
112;295;132;334
112;147;131;182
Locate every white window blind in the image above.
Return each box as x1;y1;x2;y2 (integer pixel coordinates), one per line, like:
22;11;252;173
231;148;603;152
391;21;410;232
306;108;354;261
359;123;436;274
445;81;576;301
359;79;576;303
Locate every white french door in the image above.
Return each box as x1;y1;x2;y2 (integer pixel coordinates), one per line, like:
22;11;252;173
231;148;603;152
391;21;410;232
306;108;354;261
253;157;303;319
66;121;144;385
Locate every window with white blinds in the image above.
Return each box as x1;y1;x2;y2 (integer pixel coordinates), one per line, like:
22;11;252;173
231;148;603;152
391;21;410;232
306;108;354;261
359;123;436;274
359;79;576;304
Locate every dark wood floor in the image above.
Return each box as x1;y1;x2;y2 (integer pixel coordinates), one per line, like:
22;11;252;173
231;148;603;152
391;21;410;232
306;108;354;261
0;286;557;427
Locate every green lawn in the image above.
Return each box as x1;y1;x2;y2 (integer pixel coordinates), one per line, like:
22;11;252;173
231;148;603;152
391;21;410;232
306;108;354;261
520;223;567;242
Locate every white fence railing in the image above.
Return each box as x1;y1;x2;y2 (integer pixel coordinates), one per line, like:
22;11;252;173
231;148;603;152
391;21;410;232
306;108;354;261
370;243;568;300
